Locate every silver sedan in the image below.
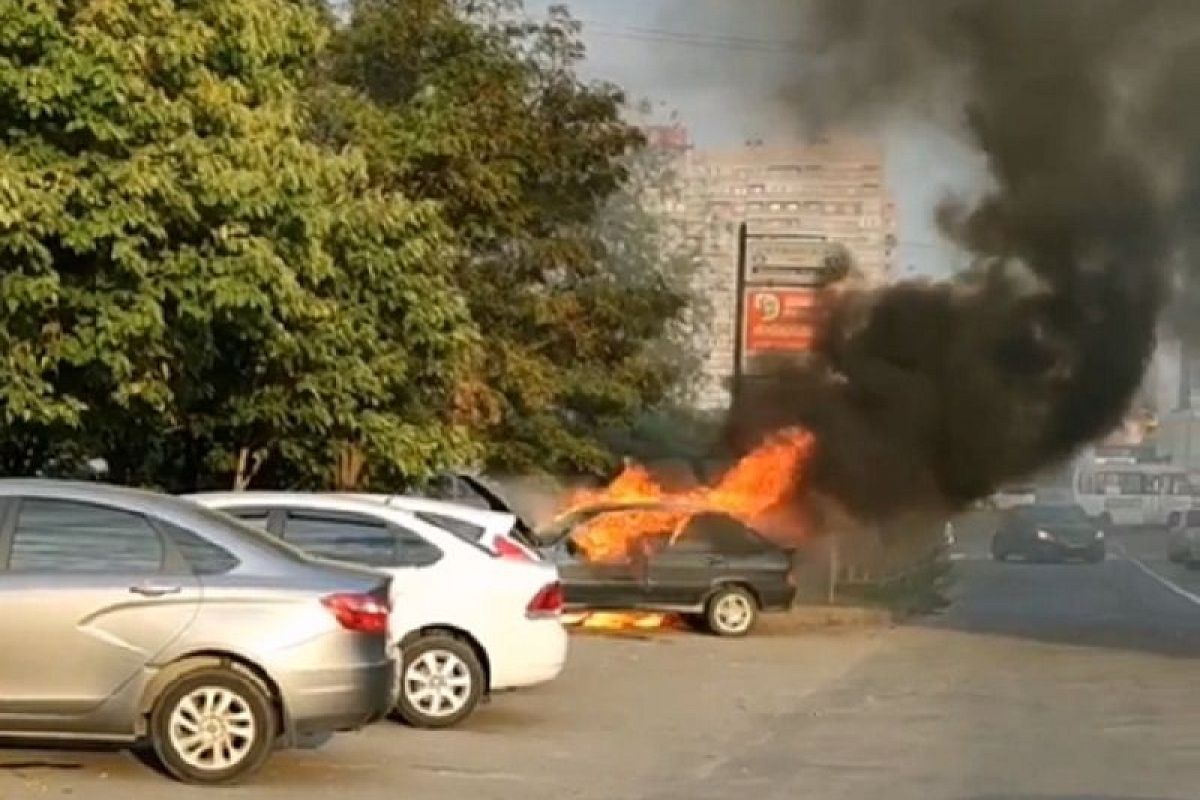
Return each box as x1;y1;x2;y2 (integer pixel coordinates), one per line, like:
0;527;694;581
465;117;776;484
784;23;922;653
0;480;395;785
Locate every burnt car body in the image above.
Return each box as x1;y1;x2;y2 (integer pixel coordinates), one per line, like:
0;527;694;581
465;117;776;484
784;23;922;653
534;502;798;636
991;503;1106;563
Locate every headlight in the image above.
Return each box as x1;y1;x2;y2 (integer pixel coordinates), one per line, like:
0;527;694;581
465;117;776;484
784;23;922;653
1095;530;1105;540
1036;529;1053;541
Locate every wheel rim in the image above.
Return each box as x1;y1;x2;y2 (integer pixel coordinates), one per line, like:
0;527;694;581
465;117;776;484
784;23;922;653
168;686;257;772
713;592;753;633
404;649;473;717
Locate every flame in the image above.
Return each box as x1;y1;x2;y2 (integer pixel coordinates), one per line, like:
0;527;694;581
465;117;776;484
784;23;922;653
564;611;678;632
561;427;814;562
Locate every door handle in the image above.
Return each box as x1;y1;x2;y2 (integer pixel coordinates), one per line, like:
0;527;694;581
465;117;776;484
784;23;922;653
705;555;725;566
129;583;182;597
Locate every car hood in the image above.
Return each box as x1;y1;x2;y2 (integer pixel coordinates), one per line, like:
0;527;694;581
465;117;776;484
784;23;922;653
1038;523;1102;542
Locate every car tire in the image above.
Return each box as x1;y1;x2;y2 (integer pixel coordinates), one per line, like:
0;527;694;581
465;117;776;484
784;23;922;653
395;634;484;729
704;585;758;637
150;666;277;786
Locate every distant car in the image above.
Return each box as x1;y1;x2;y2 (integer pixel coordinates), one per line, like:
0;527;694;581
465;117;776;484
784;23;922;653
535;502;798;637
190;493;567;729
0;480;394;785
991;503;1106;563
1167;510;1200;569
992;486;1037;511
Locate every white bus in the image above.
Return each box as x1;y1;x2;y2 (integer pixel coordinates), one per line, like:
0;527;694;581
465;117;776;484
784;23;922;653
1072;462;1200;527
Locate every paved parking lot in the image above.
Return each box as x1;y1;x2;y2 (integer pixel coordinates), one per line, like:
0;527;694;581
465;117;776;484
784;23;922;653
0;624;888;799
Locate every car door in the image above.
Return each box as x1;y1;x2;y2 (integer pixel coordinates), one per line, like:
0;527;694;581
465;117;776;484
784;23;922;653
0;496;200;723
644;513;737;607
549;511;649;608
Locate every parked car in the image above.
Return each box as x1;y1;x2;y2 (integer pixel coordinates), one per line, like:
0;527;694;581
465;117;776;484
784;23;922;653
534;502;798;637
341;492;540;562
0;480;393;785
991;503;1106;563
1166;509;1200;568
190;493;567;729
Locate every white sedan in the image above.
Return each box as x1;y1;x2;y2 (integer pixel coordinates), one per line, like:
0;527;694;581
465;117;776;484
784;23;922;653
189;492;568;728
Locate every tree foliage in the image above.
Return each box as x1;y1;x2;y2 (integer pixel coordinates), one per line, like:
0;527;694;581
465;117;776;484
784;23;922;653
0;0;479;488
314;0;696;475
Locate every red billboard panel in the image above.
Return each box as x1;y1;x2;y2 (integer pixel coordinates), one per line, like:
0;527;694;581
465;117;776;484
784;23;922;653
744;289;824;355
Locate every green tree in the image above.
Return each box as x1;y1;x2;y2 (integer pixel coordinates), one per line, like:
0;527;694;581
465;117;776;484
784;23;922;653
0;0;478;488
315;0;695;476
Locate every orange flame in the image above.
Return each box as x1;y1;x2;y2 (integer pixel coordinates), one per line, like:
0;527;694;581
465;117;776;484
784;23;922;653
561;427;814;563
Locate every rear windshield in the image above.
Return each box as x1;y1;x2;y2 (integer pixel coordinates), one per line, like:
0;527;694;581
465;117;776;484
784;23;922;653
415;511;487;543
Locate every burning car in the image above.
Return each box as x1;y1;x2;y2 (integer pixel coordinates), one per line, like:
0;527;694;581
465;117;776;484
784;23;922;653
534;501;798;637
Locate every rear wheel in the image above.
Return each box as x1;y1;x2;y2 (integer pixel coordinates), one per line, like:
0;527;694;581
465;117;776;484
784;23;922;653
151;666;276;785
704;586;758;637
395;634;484;729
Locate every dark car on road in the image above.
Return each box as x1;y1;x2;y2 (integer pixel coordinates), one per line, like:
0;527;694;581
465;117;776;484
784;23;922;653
1167;509;1200;569
991;503;1106;563
535;502;797;636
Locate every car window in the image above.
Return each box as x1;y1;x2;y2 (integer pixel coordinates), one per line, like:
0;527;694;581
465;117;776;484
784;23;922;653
284;511;399;567
393;524;443;567
676;513;764;555
7;498;164;574
415;511;486;543
162;523;240;575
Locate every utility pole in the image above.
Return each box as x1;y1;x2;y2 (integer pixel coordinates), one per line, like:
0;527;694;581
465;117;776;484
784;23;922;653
731;222;749;410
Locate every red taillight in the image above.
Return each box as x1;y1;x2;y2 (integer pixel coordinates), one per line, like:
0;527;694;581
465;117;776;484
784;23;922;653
494;535;536;562
526;581;564;619
322;592;390;634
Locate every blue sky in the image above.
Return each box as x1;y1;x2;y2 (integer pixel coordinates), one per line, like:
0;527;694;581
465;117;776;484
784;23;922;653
524;0;986;277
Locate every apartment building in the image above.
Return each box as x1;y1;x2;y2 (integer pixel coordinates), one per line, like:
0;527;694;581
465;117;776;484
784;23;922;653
670;134;897;409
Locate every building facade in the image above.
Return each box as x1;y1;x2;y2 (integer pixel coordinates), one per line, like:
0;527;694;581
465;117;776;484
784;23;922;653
674;135;897;410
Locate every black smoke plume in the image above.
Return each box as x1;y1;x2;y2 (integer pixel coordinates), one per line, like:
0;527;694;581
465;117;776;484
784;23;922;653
729;0;1200;520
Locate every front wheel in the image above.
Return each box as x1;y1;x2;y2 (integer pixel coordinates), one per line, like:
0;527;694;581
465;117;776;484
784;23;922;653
395;634;484;729
150;666;277;785
704;586;758;637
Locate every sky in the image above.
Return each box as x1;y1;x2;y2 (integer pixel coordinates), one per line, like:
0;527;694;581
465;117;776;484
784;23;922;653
524;0;989;278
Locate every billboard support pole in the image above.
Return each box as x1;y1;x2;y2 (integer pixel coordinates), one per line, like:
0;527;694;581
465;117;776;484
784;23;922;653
731;222;748;410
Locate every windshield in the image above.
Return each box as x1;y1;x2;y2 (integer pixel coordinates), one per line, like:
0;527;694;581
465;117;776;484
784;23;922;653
1020;505;1090;525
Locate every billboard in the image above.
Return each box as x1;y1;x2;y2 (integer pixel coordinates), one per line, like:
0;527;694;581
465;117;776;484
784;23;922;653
743;289;824;357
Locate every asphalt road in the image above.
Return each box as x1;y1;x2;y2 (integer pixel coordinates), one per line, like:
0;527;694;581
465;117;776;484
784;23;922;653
4;519;1200;800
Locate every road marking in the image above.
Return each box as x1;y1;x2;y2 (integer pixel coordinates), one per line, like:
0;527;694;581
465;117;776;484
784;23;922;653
1113;543;1200;607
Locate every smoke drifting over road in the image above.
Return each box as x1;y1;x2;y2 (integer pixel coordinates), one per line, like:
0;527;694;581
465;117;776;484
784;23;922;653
730;0;1200;519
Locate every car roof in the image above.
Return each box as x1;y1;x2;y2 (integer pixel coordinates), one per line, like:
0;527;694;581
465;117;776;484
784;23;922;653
0;479;196;516
341;493;515;527
188;490;419;517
